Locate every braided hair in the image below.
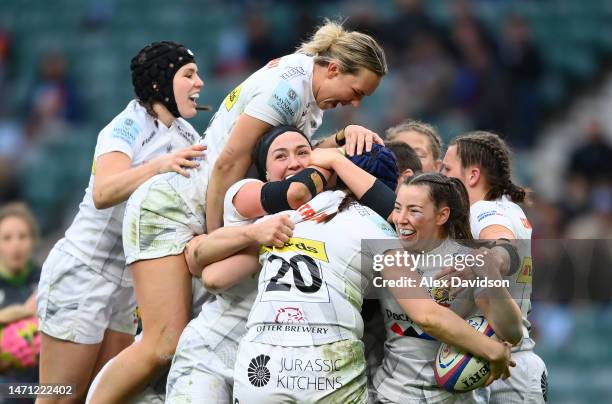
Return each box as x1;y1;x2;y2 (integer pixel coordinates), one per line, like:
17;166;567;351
403;172;473;240
450;131;527;203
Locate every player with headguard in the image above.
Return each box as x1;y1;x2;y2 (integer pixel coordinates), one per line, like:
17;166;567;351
89;20;389;404
374;172;522;403
441;131;548;403
35;41;205;403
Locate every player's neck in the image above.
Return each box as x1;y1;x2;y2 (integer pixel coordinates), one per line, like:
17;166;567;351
153;103;175;128
468;185;489;206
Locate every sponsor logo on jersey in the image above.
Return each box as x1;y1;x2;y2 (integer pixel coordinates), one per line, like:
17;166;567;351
111;117;140;146
517;256;532;283
274;307;305;323
224;84;242;111
267;81;301;123
141;130;156;147
176;125;196;144
280;66;305;81
476;210;505;222
261;237;328;262
277;357;343;391
248;354;271;387
390;322;435;340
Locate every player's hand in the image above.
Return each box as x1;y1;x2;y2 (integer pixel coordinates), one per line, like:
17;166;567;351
486;341;515;386
308;147;344;169
184;234;208;277
344;125;384;156
154;144;206;177
247;214;294;247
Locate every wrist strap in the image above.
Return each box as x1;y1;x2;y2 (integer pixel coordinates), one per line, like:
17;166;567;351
335;127;347;146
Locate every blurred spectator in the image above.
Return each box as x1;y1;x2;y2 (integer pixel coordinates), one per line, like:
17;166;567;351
448;17;507;134
0;202;41;390
388;33;455;122
245;14;282;69
567;120;612;186
380;0;438;60
214;24;250;77
23;52;81;142
80;0;115;31
0;29;11;100
499;14;543;149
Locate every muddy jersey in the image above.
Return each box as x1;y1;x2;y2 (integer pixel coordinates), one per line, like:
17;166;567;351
470;195;534;352
60;100;198;286
244;191;399;347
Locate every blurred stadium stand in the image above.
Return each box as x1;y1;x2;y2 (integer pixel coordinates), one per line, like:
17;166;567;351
0;1;611;400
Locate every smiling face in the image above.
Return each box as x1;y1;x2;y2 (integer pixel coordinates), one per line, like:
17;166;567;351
314;64;381;110
173;62;204;119
0;216;34;274
265;131;312;181
393;183;448;251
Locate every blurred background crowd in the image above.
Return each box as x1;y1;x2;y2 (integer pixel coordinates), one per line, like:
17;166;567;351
0;0;610;402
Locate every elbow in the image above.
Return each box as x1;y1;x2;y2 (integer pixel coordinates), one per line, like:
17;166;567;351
287;183;311;208
202;272;227;293
214;152;237;174
92;188;112;210
411;308;442;336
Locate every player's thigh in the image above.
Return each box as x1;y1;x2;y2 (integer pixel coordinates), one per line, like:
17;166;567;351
92;328;135;377
38;332;101;404
130;255;191;344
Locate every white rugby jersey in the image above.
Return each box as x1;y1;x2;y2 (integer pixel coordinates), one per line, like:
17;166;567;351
201;53;324;165
470;195;534;352
167;53;324;231
244;191;399;347
191;182;349;349
58;100;199;286
374;240;483;402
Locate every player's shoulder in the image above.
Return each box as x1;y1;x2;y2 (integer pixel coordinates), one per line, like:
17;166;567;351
470;199;508;221
344;201;397;238
100;100;152;144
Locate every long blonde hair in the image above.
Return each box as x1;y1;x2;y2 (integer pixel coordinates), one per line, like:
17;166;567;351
297;20;387;77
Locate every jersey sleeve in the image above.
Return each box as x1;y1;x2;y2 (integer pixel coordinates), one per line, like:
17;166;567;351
470;200;515;238
95;113;145;160
223;178;263;227
244;78;302;126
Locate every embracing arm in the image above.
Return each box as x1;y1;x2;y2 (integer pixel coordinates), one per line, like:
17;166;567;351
185;215;293;277
205;114;272;231
202;244;261;292
92;144;205;209
382;259;509;364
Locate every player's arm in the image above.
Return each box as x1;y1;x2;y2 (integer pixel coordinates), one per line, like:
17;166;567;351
185;215;293;277
382;255;513;374
201;244;261;292
92;145;205;209
232;168;332;218
308;147;395;220
205;114;272;231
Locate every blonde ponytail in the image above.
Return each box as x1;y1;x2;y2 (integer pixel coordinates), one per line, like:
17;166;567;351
297;19;387;77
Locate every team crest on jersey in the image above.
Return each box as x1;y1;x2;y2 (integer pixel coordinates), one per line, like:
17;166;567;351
274;307;305;323
224;84;242;111
517;256;533;284
260;237;328;262
520;217;532;229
